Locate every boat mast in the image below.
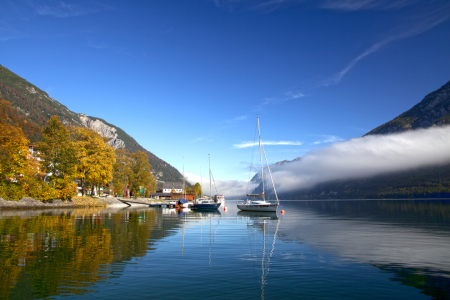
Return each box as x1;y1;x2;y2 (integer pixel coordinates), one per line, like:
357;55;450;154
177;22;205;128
209;154;211;199
200;167;202;197
257;116;265;201
183;158;185;199
262;144;279;204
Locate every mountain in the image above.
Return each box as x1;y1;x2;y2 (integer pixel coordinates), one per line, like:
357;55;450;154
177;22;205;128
0;64;183;185
366;80;450;135
281;163;450;200
250;80;450;199
249;157;301;185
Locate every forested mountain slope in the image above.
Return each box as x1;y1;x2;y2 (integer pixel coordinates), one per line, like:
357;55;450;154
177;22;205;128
366;80;450;135
0;64;182;185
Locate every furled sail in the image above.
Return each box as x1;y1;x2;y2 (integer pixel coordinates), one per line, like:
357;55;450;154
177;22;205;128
246;191;264;198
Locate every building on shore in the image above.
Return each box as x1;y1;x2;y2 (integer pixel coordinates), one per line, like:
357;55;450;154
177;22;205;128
150;182;195;200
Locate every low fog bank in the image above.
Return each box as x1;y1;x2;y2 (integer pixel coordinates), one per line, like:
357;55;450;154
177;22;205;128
272;125;450;194
186;126;450;198
185;172;258;198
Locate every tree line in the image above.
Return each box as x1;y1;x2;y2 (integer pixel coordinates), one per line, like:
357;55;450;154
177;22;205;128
0;99;156;200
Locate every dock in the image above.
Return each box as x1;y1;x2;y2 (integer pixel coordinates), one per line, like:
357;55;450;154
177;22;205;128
117;198;188;208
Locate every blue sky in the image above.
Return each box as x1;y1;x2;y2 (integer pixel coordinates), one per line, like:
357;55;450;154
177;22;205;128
1;0;450;185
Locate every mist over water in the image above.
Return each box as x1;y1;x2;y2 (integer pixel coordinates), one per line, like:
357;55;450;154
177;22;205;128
196;125;450;197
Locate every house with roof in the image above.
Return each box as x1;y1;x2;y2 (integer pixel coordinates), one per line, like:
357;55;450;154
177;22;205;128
150;182;195;200
162;182;183;193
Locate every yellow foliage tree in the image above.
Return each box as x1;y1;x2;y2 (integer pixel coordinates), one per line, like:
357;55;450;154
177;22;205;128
0;124;31;200
129;151;156;198
37;116;77;200
112;149;156;197
112;148;132;196
0;124;29;179
70;127;116;196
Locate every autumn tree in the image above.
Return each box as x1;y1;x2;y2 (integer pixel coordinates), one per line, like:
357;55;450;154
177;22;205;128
70;127;115;196
112;148;132;196
129;151;156;198
0;123;31;200
37;116;77;199
112;149;156;198
0;100;55;201
192;182;202;197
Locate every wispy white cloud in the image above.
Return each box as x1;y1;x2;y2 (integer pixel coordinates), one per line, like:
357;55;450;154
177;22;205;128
312;135;344;145
320;4;450;86
0;27;26;41
321;0;420;11
249;0;288;12
226;115;247;123
234;140;302;148
34;1;112;18
220;115;248;129
213;0;301;13
190;136;214;143
349;126;368;132
87;40;107;49
256;90;305;109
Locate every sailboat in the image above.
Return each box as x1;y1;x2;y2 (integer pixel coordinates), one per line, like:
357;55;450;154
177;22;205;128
237;117;280;212
177;158;190;209
192;154;221;210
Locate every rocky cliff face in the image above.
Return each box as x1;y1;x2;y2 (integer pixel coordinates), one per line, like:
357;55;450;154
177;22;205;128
366;80;450;135
79;114;126;149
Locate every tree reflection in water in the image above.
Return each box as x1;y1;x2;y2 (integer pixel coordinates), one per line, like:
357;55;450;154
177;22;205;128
0;207;170;299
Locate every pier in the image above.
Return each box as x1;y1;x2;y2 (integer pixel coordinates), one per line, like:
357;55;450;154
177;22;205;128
117;198;185;208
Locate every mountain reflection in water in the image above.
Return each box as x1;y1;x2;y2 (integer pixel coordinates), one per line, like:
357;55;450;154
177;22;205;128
0;200;449;299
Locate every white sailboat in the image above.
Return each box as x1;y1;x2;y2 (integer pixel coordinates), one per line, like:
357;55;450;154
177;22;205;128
237;117;280;212
192;154;221;210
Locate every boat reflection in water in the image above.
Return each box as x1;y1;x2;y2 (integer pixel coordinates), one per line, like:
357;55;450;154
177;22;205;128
237;210;278;220
237;209;280;300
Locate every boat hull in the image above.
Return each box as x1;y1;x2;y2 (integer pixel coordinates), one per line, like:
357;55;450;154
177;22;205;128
237;203;278;212
192;203;221;210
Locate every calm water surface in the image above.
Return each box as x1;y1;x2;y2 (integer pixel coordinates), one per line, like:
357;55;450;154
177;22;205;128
1;200;450;299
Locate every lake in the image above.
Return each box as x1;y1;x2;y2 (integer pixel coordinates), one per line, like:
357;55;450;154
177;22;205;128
0;200;449;299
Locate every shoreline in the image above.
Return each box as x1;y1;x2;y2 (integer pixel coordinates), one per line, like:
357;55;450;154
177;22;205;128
0;197;131;209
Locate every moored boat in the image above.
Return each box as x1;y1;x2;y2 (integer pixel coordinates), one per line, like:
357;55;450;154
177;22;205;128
192;198;221;210
192;155;221;210
237;200;278;212
237;117;280;212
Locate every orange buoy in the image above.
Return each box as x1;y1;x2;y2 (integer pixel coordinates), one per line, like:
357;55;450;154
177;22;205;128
280;210;285;215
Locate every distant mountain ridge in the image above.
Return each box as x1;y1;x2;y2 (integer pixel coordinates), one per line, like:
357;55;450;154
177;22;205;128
249;157;301;194
0;64;182;185
366;80;450;135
